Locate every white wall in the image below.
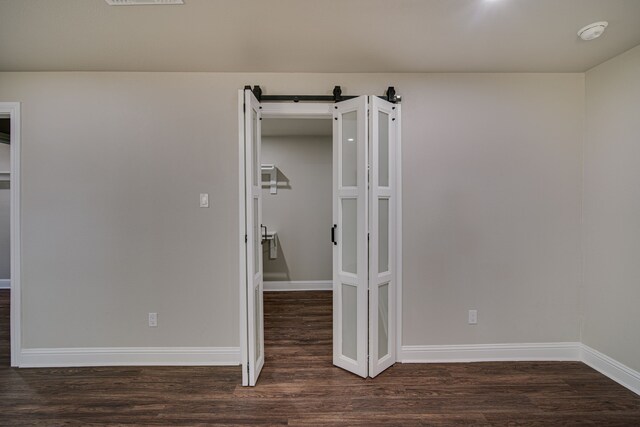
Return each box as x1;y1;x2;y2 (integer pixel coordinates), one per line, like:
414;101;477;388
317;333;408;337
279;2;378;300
0;73;240;348
583;44;640;372
0;72;584;352
261;134;332;282
402;74;584;345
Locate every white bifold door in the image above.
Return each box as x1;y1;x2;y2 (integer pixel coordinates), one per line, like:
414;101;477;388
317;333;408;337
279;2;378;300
242;91;399;385
332;95;398;378
243;89;264;386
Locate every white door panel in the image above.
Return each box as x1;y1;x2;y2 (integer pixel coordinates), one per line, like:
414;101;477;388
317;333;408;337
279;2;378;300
332;96;369;378
369;96;398;377
244;89;264;386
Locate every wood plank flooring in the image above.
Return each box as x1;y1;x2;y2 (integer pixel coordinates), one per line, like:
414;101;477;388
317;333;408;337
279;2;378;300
1;289;639;425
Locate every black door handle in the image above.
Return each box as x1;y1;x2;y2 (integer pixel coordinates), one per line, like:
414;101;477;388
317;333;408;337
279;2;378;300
261;225;267;244
331;224;337;245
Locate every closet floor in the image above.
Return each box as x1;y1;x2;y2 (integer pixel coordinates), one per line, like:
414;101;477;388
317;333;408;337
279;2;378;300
1;289;639;425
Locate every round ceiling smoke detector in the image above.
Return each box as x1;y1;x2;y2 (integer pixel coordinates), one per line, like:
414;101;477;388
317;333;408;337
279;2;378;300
578;21;608;41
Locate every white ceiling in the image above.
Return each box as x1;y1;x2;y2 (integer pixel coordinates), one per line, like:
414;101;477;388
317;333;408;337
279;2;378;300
1;0;640;73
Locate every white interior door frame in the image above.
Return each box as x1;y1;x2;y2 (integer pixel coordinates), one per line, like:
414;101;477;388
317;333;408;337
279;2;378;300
395;104;403;361
1;102;22;367
260;102;333;119
237;96;403;382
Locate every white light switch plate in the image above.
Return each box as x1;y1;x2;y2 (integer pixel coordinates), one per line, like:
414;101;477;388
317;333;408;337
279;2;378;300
148;312;158;327
468;310;478;325
200;193;209;208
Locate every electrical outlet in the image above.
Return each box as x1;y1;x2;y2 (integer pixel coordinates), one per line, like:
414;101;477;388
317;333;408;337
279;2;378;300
199;193;209;208
468;310;478;325
148;312;158;327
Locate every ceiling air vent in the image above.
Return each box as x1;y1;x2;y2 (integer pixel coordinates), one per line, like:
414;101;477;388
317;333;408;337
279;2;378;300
105;0;184;5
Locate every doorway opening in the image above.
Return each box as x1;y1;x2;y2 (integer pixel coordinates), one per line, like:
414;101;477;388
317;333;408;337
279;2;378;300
0;113;10;367
239;90;402;386
0;103;21;368
260;117;334;380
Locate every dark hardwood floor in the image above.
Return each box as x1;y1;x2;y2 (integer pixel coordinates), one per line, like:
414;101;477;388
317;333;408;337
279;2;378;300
0;289;639;425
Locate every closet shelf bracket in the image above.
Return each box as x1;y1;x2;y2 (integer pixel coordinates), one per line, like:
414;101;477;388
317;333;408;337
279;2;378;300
261;164;277;194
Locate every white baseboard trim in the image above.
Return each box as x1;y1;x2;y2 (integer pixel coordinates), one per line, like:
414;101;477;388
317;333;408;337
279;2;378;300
0;279;10;289
399;342;639;396
264;280;332;292
13;342;640;396
19;346;241;368
400;342;581;363
581;344;640;396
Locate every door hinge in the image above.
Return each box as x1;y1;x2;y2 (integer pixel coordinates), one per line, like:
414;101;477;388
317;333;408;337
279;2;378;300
245;234;248;243
243;103;246;113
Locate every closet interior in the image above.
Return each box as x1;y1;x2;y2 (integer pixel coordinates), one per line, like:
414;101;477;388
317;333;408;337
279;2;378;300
260;118;333;290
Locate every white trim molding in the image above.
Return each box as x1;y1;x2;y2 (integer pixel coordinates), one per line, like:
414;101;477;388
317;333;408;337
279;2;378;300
0;279;10;289
264;280;332;292
19;347;241;368
399;342;640;396
394;104;403;365
581;344;640;396
400;342;582;363
260;102;333;119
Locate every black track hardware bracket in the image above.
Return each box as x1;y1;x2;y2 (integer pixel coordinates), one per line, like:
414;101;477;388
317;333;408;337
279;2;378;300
244;85;400;104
